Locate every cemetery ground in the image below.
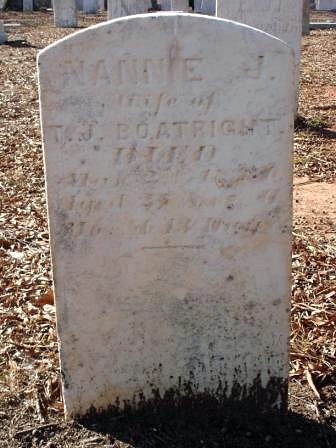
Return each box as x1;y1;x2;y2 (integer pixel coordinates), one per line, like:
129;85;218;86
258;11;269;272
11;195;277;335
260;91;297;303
0;9;335;448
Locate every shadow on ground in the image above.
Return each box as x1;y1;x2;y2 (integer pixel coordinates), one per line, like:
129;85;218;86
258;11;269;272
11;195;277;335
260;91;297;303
295;115;336;138
78;398;336;448
4;39;40;48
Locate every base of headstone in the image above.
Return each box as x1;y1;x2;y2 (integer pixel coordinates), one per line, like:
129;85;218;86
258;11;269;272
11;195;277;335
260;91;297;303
79;380;288;421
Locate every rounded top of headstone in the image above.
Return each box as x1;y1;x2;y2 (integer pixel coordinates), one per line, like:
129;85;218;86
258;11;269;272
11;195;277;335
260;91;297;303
38;12;293;62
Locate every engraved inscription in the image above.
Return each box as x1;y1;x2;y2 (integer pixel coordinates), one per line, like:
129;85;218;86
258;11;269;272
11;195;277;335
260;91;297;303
62;214;273;240
58;57;205;89
47;118;277;147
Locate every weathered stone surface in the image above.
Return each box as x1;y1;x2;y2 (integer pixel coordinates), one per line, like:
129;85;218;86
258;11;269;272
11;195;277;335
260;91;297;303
194;0;215;15
97;0;105;10
0;20;7;43
54;0;77;27
38;12;294;418
108;0;149;18
171;0;188;11
303;0;310;35
316;0;336;9
216;0;303;108
107;0;187;19
83;0;97;13
23;0;33;10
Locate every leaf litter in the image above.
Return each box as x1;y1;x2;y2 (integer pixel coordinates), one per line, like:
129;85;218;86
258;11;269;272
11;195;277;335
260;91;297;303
0;9;335;448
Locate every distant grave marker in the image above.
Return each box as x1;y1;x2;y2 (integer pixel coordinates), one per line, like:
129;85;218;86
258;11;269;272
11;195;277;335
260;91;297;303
83;0;98;13
216;0;303;108
23;0;33;11
107;0;189;19
54;0;77;27
303;0;311;35
38;12;294;418
0;20;7;44
194;0;215;15
316;0;336;9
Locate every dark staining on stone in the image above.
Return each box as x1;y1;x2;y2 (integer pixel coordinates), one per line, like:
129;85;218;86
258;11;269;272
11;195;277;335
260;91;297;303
227;274;234;281
76;375;288;422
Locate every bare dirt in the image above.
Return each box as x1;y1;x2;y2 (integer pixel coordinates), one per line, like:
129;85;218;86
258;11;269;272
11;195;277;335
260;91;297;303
0;9;335;448
293;177;336;233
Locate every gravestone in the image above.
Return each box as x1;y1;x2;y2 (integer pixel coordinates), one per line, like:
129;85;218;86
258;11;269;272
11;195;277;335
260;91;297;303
0;20;7;44
171;0;189;11
108;0;149;18
83;0;97;13
316;0;336;9
76;0;83;10
107;0;188;19
303;0;310;35
216;0;303;108
38;12;294;418
97;0;105;10
53;0;77;27
23;0;33;10
0;0;7;10
194;0;215;15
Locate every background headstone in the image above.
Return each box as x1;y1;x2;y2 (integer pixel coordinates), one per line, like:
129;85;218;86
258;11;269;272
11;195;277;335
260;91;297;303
194;0;215;15
83;0;97;13
23;0;33;10
0;20;8;43
97;0;105;10
76;0;83;10
53;0;77;27
316;0;336;9
216;0;303;109
171;0;188;11
108;0;149;18
38;12;294;418
107;0;186;19
0;0;7;10
303;0;310;35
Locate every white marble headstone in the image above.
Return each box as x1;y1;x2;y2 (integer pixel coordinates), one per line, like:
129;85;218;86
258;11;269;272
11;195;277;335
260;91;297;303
194;0;215;15
171;0;189;11
54;0;77;27
38;12;294;418
316;0;336;9
83;0;98;13
23;0;33;11
97;0;105;10
0;19;7;43
108;0;150;18
107;0;188;19
216;0;303;108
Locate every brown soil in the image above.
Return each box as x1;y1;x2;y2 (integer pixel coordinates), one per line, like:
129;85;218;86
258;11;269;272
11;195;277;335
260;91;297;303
293;177;336;233
0;9;335;448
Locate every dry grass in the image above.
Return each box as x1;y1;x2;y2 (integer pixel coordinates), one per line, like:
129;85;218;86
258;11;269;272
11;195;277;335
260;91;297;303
291;229;336;384
0;9;335;445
